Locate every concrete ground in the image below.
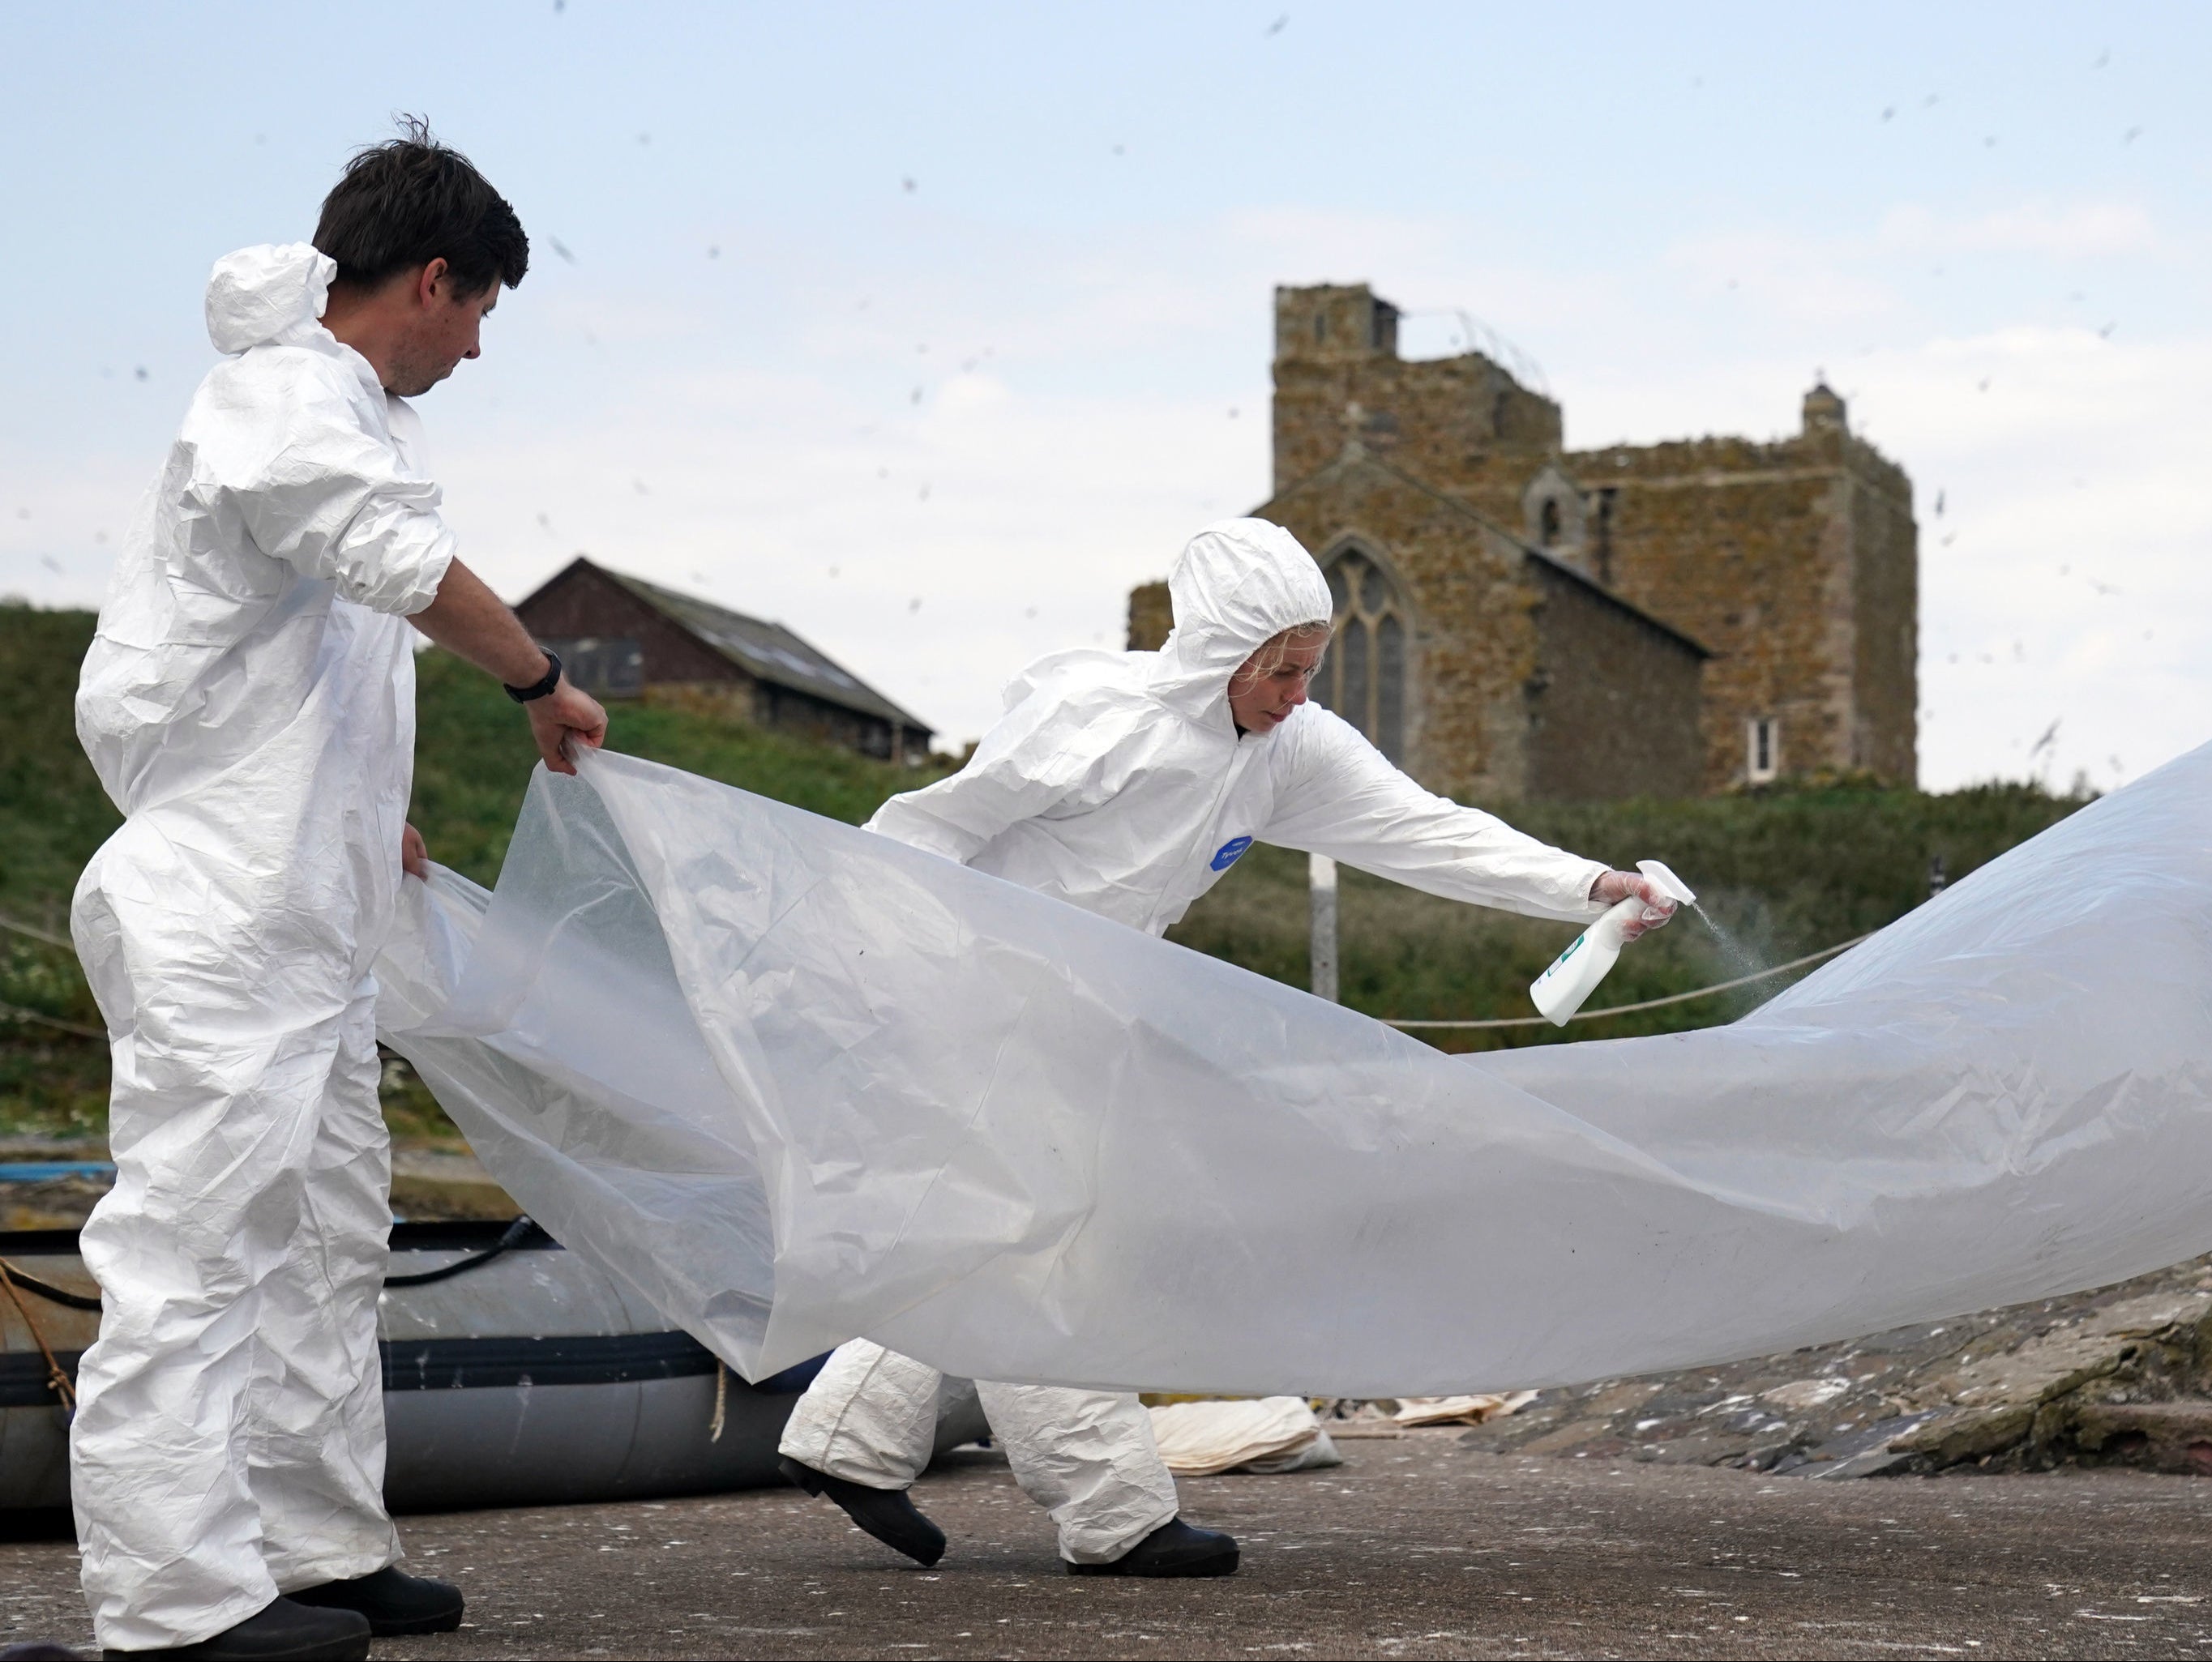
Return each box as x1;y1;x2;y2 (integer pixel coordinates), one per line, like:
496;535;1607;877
8;1432;2212;1660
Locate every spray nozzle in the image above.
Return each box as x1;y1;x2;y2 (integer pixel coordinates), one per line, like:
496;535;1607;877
1635;859;1697;906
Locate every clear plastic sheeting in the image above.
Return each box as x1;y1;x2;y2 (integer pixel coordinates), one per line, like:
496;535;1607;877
375;744;2212;1398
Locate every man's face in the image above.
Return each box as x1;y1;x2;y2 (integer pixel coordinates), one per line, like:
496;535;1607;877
1226;635;1328;735
383;259;499;397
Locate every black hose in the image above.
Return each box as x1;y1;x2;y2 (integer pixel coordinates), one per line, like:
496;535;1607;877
383;1216;541;1288
0;1216;550;1307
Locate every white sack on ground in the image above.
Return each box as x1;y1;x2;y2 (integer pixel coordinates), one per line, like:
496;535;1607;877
1148;1399;1328;1476
375;742;2212;1397
1393;1392;1540;1427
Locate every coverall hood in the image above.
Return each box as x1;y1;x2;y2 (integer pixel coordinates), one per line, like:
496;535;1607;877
1148;519;1333;720
204;242;338;356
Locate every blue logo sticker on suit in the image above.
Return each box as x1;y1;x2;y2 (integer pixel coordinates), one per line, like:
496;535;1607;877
1209;835;1254;872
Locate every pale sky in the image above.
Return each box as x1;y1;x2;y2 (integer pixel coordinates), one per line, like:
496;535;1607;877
4;2;2206;789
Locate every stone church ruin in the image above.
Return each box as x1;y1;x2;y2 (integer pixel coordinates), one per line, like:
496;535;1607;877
1128;284;1919;800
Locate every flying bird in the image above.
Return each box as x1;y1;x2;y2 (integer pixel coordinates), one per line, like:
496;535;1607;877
548;237;577;264
1934;489;1945;516
1265;14;1288;35
902;177;917;192
2028;720;2060;760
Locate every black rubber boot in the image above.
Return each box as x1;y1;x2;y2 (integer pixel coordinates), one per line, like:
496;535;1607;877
1067;1517;1240;1578
100;1598;370;1660
289;1566;464;1636
779;1455;947;1566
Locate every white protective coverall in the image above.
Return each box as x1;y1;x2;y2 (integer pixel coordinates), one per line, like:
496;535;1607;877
780;517;1611;1564
69;244;455;1651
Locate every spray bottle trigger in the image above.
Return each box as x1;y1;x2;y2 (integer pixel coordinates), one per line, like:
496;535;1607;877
1636;859;1696;905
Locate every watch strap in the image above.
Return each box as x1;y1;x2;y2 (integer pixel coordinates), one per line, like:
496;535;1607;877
503;648;563;703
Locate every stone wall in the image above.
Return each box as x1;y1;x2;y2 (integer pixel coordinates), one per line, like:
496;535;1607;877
1127;580;1173;654
1525;557;1707;801
1567;389;1918;789
1272;285;1560;522
1260;451;1543;802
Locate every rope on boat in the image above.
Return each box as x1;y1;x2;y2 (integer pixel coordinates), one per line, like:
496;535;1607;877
0;1258;79;1411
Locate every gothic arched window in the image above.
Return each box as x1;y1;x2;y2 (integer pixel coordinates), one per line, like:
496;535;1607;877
1314;549;1409;763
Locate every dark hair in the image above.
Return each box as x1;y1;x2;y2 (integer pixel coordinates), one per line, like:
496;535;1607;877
313;116;528;297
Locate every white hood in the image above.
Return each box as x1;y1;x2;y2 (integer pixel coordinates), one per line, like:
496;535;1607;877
1147;519;1333;716
203;242;336;356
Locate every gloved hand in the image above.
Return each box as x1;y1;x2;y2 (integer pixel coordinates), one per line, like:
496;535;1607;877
1589;870;1678;941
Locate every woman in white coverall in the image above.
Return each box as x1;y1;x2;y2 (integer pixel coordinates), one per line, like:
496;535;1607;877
778;517;1675;1578
71;129;605;1662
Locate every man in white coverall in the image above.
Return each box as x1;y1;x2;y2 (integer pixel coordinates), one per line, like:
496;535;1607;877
778;517;1675;1578
71;126;606;1662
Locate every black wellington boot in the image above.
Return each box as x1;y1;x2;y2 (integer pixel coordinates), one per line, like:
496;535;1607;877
779;1456;948;1566
1067;1517;1240;1578
289;1566;464;1636
101;1598;370;1661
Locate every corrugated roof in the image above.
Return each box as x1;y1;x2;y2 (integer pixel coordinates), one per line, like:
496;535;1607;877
600;566;932;734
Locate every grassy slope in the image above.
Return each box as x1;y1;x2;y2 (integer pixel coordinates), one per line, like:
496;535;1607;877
2;602;2089;1126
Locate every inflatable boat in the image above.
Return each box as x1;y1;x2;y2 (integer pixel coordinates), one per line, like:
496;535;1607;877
0;1220;984;1512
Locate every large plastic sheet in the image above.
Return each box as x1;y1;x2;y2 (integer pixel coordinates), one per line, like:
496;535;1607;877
375;743;2212;1397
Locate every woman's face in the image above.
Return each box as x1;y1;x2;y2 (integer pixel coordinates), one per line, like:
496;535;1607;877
1226;634;1328;734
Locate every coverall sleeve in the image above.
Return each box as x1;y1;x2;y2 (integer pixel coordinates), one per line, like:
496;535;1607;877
1260;707;1610;923
202;357;456;616
866;684;1136;863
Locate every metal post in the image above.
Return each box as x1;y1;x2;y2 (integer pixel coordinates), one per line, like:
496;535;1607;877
1309;853;1339;1002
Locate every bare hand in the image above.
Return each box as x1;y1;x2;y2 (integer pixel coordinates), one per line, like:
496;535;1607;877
1589;869;1676;941
527;678;610;776
401;822;430;881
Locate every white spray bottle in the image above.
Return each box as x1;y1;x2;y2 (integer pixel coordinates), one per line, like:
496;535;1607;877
1529;859;1698;1028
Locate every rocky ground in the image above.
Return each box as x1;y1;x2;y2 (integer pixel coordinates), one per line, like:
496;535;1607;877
1448;1254;2212;1482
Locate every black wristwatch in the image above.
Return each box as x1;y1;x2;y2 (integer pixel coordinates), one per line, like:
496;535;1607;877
503;648;563;703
